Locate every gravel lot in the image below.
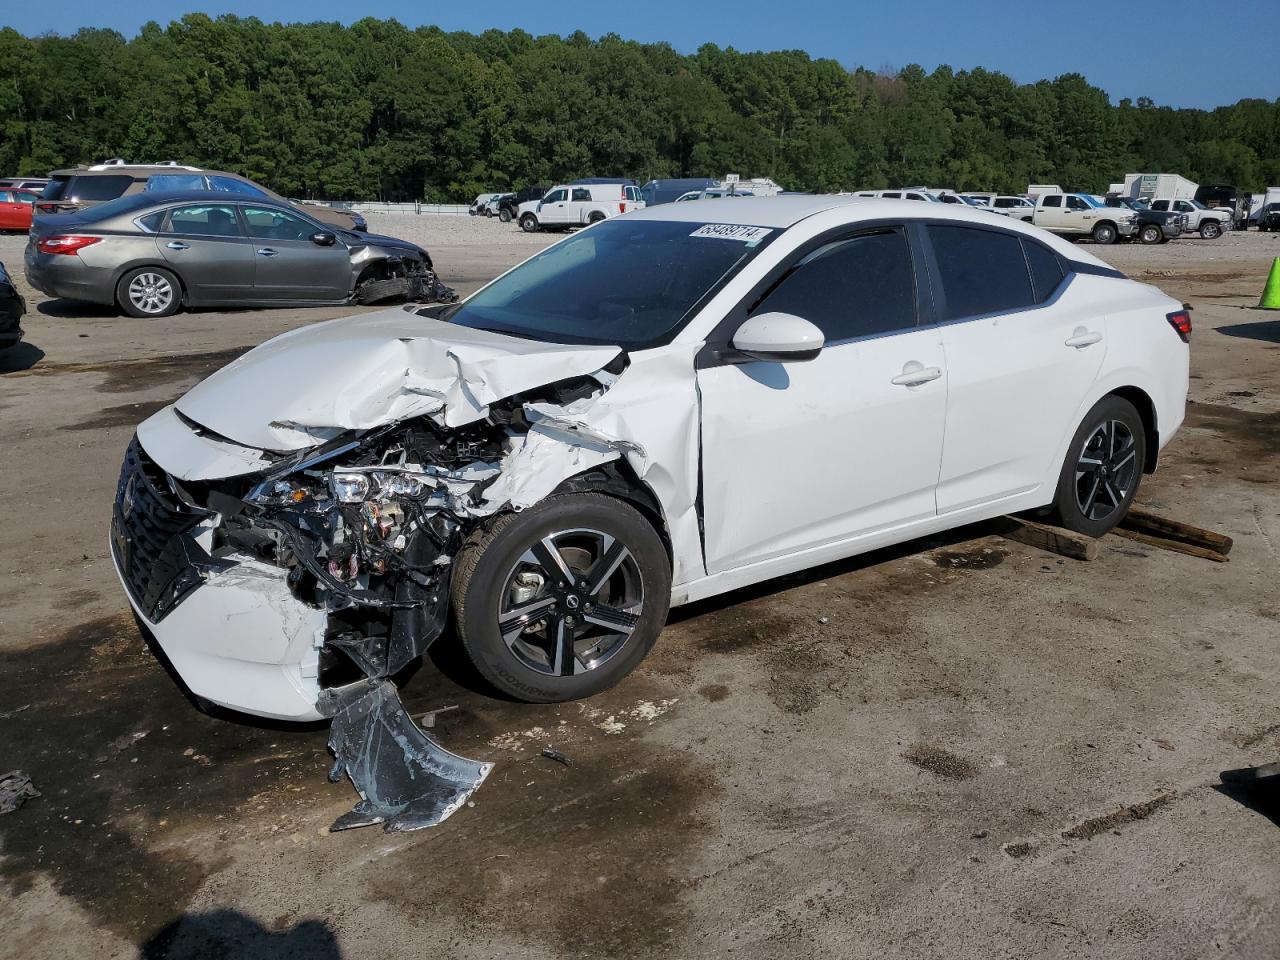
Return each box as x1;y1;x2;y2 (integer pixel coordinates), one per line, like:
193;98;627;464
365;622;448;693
0;218;1277;959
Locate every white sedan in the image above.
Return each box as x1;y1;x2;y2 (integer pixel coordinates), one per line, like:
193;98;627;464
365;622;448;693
113;197;1189;722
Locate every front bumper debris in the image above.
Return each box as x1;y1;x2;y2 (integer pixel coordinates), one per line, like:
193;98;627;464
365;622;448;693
327;682;492;832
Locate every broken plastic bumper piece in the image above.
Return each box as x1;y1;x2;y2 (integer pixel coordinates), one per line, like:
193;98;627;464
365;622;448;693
327;681;492;833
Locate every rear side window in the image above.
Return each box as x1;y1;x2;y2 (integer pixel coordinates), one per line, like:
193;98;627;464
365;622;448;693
136;210;165;232
164;204;242;237
1022;240;1064;303
754;229;917;342
571;188;591;202
1042;195;1061;208
64;175;133;202
40;177;70;200
928;225;1034;320
147;174;206;192
1151;200;1169;211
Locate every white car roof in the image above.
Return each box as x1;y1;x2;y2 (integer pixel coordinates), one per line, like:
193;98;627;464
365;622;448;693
624;194;1113;269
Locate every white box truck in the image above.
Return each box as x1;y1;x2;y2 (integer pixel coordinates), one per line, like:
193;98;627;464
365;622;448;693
1122;173;1198;201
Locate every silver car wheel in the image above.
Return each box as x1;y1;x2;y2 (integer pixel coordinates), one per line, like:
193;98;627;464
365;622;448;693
496;527;643;677
1074;419;1138;521
127;272;175;315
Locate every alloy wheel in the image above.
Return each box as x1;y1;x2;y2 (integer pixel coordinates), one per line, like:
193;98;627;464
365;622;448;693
1074;419;1139;521
128;272;175;315
496;528;643;677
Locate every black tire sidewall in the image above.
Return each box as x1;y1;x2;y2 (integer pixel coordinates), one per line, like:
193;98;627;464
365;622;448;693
1200;221;1220;239
117;266;181;318
1051;395;1146;537
454;495;671;702
1093;224;1116;244
520;214;538;233
499;208;512;223
1140;225;1162;244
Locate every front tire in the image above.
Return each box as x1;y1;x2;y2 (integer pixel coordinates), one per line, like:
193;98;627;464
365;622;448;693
1199;220;1222;239
117;266;181;318
1139;224;1163;245
1050;395;1146;537
1091;222;1117;245
520;213;539;233
452;493;671;702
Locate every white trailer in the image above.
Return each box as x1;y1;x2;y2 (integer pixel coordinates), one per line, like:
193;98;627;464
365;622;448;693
1027;184;1062;199
1122;173;1198;201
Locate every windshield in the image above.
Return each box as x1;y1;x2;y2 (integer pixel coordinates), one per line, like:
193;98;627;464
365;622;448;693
1189;199;1209;210
1079;195;1107;209
438;219;777;348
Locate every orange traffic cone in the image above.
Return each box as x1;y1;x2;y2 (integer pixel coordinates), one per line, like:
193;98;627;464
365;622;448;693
1260;257;1280;310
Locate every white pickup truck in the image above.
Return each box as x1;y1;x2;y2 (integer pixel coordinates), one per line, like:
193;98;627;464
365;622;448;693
1148;197;1229;239
518;183;645;232
1032;192;1137;244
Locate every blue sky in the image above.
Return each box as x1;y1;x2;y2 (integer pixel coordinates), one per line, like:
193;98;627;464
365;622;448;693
6;0;1277;109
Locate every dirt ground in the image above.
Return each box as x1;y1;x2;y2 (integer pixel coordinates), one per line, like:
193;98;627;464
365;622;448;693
1;219;1278;959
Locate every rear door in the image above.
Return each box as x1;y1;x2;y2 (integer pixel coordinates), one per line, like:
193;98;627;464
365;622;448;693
155;202;256;303
239;205;350;301
926;224;1107;512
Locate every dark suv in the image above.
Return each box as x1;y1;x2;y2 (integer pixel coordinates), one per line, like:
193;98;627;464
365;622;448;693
36;162;367;232
1103;196;1185;244
1258;203;1280;232
496;185;547;223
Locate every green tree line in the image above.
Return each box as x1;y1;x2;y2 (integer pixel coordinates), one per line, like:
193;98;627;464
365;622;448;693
0;15;1276;202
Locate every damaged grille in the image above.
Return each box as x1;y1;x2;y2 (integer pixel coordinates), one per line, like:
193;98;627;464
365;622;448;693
111;437;215;622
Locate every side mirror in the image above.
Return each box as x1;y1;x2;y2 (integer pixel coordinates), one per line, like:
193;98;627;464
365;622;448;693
731;312;824;362
311;232;336;246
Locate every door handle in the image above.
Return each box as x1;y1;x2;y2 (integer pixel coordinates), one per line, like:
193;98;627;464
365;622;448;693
256;247;279;257
891;362;942;387
1064;328;1102;348
166;241;189;250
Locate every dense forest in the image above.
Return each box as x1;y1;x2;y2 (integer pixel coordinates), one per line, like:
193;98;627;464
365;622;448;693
0;15;1276;202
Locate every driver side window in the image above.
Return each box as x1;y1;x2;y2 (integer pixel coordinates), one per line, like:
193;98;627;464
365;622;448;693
753;229;917;343
242;206;314;241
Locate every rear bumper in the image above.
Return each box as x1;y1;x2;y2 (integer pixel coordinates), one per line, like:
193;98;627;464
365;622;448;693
24;247;116;305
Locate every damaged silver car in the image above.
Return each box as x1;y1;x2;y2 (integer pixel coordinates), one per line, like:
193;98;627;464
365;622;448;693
112;196;1189;828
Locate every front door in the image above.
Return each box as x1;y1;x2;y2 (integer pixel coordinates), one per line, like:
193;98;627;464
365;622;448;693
538;188;570;226
698;227;947;574
155;202;256;302
239;205;350;301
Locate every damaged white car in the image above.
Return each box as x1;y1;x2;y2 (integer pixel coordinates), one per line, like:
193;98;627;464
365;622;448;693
112;197;1189;828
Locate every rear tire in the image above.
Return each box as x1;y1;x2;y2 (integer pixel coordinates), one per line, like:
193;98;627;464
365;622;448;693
587;212;606;224
452;493;671;703
1199;220;1222;239
520;213;539;233
117;266;181;318
499;207;512;223
1050;395;1146;537
1091;222;1117;245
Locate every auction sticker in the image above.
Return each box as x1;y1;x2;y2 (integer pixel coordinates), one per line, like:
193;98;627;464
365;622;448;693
690;224;773;243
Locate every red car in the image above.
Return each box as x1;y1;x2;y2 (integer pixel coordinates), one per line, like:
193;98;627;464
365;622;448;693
0;190;38;232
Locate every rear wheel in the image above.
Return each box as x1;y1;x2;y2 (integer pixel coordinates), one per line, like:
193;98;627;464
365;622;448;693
1050;395;1146;537
1199;220;1222;239
587;211;606;224
117;266;181;318
1091;222;1117;245
452;493;671;702
499;207;512;223
520;213;539;233
1139;224;1163;245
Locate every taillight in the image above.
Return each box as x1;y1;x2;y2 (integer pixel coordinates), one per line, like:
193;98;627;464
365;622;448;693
619;202;627;213
37;235;102;255
1166;307;1192;342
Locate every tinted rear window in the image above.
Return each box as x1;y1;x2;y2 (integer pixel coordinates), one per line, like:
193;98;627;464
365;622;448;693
928;225;1035;319
64;175;133;202
147;174;207;192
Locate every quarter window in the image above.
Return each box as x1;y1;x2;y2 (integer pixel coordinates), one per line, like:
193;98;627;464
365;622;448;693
753;229;917;342
928;225;1035;320
571;188;591;202
146;174;207;192
1022;240;1065;303
164;204;241;237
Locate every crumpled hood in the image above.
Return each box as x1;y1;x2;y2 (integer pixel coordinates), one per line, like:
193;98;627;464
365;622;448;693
173;307;622;452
